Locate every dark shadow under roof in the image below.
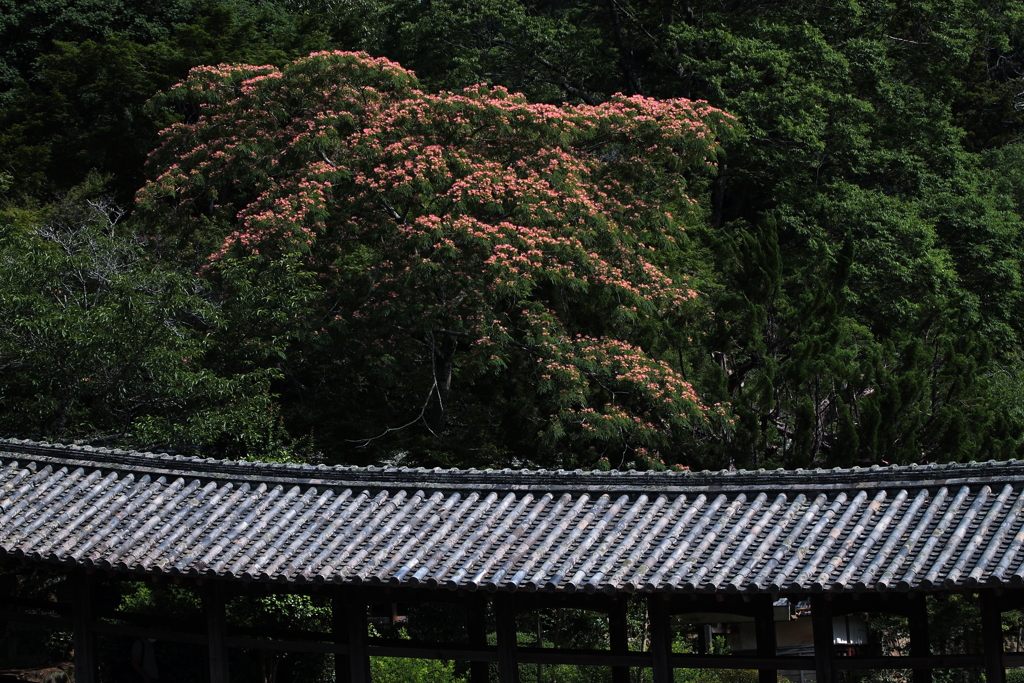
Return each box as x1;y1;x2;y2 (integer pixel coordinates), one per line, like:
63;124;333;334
2;439;1024;595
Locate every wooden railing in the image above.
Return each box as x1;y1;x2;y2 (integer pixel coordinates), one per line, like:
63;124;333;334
0;574;1019;683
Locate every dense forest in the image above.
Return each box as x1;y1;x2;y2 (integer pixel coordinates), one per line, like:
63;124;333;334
2;0;1024;472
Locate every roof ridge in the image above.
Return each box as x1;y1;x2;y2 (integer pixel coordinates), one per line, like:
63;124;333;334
2;438;1022;492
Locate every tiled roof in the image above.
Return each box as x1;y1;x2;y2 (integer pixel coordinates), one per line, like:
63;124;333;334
3;439;1024;594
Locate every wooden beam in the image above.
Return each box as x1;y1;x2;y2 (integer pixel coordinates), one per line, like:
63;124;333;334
810;595;834;683
467;597;489;683
908;595;931;683
671;654;813;669
72;573;96;683
346;591;371;683
333;594;352;683
494;594;519;683
93;620;207;645
512;592;625;611
989;591;1024;613
648;595;672;683
609;599;630;683
369;641;496;660
830;593;914;618
0;595;73;613
981;591;1005;683
519;646;646;667
204;583;230;683
671;595;763;619
0;610;70;629
225;635;345;653
832;654;984;670
754;595;777;683
225;621;334;645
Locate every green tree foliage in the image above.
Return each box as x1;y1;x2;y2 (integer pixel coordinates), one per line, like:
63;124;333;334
2;0;1024;467
136;50;735;468
0;0;199;89
324;0;1024;467
859;594;986;683
0;174;285;456
370;626;466;683
0;0;330;199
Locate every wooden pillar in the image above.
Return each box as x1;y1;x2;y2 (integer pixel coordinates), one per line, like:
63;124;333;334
609;599;630;683
203;583;230;683
71;573;96;683
981;591;1005;683
333;594;352;683
754;595;777;683
908;595;932;683
346;591;371;683
494;594;519;683
467;597;489;683
647;595;672;683
810;595;834;683
697;623;710;655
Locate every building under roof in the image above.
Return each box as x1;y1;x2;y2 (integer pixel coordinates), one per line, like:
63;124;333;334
1;439;1023;683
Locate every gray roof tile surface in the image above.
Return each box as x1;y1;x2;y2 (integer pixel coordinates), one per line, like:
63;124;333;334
2;439;1024;594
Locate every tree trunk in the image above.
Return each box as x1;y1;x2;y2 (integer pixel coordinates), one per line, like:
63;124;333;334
424;330;457;435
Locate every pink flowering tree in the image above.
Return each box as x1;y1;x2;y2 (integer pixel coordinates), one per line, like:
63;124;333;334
138;51;736;468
